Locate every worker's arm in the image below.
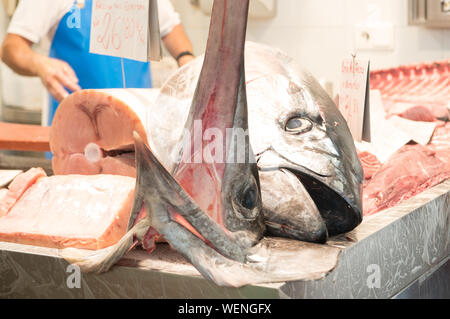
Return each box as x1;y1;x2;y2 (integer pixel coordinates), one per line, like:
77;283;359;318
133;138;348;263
1;34;81;102
162;24;194;67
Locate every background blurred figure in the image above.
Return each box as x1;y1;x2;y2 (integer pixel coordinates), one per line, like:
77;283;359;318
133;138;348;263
1;0;194;126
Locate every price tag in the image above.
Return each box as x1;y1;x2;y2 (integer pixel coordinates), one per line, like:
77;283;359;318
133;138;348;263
338;56;370;142
89;0;161;62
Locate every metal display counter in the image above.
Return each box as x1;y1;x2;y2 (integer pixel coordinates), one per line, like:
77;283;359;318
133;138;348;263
0;180;449;299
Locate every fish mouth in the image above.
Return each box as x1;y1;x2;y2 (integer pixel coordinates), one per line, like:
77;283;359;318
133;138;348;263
291;169;362;236
259;168;328;243
258;149;362;236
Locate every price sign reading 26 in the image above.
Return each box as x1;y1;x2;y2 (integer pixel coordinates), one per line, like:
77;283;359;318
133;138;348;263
90;0;150;62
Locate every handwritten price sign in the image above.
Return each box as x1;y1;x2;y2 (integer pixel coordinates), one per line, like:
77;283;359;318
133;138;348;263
338;57;370;142
90;0;150;62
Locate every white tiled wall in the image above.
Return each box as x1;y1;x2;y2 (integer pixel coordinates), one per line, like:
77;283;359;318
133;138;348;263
0;0;448;109
172;0;450;94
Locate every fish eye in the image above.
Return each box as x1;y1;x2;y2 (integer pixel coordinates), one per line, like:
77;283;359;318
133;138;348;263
232;183;260;221
285;116;312;135
241;187;257;210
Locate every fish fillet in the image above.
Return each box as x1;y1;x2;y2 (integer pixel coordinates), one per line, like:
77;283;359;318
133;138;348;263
363;125;450;216
50;89;159;177
0;169;135;250
0;168;46;217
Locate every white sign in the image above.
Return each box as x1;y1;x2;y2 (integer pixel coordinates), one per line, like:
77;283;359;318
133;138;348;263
387;115;437;146
367;90;411;163
359;90;438;163
338;57;371;142
90;0;151;62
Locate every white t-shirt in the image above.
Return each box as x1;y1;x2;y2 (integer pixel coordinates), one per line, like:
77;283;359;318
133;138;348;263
7;0;181;44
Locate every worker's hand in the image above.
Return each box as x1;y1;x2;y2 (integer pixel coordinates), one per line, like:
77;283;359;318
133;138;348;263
177;54;195;67
35;56;81;102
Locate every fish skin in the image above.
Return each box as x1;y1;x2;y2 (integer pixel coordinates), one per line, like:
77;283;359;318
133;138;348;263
148;42;363;240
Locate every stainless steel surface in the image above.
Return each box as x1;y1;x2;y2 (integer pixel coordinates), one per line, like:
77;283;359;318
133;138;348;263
0;153;52;175
0;179;448;298
409;0;450;27
409;0;428;24
149;0;162;61
280;180;449;298
1;105;41;125
393;257;450;299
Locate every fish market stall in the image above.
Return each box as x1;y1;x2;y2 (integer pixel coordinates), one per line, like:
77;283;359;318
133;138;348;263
1;0;450;300
0;178;448;298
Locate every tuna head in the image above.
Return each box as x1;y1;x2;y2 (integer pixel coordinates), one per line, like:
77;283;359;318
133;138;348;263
245;43;364;236
147;42;360;242
132;0;265;281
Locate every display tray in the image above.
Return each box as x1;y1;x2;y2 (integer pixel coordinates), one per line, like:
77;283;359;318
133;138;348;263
0;179;449;299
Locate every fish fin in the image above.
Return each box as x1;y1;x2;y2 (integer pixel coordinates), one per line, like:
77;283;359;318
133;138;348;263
126;189;144;231
150;213;263;287
133;131;247;262
60;219;150;273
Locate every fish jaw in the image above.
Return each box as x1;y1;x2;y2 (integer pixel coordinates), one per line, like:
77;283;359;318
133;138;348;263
259;168;327;243
258;142;362;236
294;170;362;235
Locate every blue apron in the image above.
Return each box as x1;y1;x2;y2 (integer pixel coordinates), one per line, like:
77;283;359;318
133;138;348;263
47;0;152;126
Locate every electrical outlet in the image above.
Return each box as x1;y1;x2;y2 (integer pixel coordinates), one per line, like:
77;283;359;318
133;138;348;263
354;24;395;51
